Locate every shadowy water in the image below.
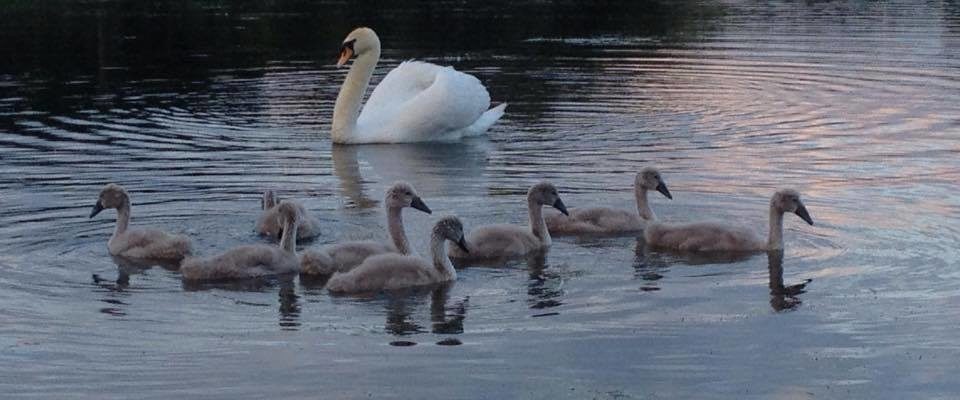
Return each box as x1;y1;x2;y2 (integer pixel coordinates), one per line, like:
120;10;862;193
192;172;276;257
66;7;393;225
1;1;959;398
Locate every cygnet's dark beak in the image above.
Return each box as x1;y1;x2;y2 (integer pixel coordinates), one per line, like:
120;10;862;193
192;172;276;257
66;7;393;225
552;197;569;216
794;203;813;226
656;180;673;200
411;196;432;214
88;201;104;218
456;237;469;253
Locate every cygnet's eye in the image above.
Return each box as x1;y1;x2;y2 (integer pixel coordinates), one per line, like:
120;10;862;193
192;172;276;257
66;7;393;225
405;191;412;196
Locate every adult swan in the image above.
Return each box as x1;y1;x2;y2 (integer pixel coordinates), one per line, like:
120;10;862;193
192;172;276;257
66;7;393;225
331;27;507;144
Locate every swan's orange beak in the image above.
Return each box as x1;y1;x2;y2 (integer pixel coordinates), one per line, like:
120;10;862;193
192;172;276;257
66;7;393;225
337;39;357;67
336;47;353;67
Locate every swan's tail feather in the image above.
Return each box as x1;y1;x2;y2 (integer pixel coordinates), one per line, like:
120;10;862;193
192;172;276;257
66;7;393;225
464;103;507;137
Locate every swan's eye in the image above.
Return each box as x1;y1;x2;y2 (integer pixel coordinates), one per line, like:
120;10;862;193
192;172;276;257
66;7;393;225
342;39;356;50
405;191;412;196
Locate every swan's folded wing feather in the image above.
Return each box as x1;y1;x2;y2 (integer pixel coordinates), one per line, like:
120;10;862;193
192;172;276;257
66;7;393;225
361;60;438;120
358;61;492;142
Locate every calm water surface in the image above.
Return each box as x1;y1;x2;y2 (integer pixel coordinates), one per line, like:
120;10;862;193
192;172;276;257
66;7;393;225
1;1;959;398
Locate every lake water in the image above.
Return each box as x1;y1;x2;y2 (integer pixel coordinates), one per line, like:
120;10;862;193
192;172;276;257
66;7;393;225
1;1;959;398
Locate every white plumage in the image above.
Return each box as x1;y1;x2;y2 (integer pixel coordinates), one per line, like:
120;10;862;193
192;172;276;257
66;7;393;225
332;28;506;144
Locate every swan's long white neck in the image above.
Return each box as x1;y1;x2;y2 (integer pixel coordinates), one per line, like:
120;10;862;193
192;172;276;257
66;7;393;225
280;217;298;254
528;198;551;246
767;203;785;250
430;232;456;279
387;206;411;255
635;186;655;220
111;199;131;243
331;46;380;143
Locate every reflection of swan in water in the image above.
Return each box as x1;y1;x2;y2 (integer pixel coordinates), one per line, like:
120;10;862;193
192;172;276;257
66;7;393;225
524;253;566;312
92;254;181;289
332;27;506;144
277;283;301;330
767;251;811;312
430;284;467;335
378;282;466;338
331;142;490;210
181;278;301;329
633;242;811;311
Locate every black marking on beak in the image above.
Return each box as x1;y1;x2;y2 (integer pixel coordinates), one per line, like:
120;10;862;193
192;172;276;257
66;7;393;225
411;196;432;214
552;198;569;216
337;39;357;66
89;201;104;218
656;180;673;200
456;237;469;253
794;203;813;226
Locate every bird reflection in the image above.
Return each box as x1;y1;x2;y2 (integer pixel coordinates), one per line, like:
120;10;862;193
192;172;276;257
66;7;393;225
636;241;812;310
767;250;811;312
526;252;565;310
383;292;426;335
380;282;467;336
430;283;467;335
92;254;181;290
180;275;302;330
90;255;183;317
331;141;490;210
277;282;301;330
633;241;670;289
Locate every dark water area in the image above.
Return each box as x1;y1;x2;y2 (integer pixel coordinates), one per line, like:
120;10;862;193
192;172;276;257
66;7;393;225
2;1;959;399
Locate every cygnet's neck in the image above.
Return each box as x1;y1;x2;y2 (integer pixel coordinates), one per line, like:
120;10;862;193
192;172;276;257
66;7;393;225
111;200;131;241
387;206;412;255
528;197;551;246
635;185;656;220
767;203;785;250
331;47;381;143
279;217;298;254
430;232;456;279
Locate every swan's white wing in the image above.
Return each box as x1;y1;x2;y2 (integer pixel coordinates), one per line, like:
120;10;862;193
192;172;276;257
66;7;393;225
361;61;438;121
357;61;495;143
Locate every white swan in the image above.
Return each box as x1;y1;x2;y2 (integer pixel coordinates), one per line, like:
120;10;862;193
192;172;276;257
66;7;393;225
447;182;568;261
644;189;814;252
331;27;506;144
255;190;322;242
325;216;467;294
181;202;302;282
544;167;672;235
88;183;192;262
300;182;431;276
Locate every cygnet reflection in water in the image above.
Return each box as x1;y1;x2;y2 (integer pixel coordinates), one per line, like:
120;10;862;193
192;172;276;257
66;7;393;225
768;251;811;312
